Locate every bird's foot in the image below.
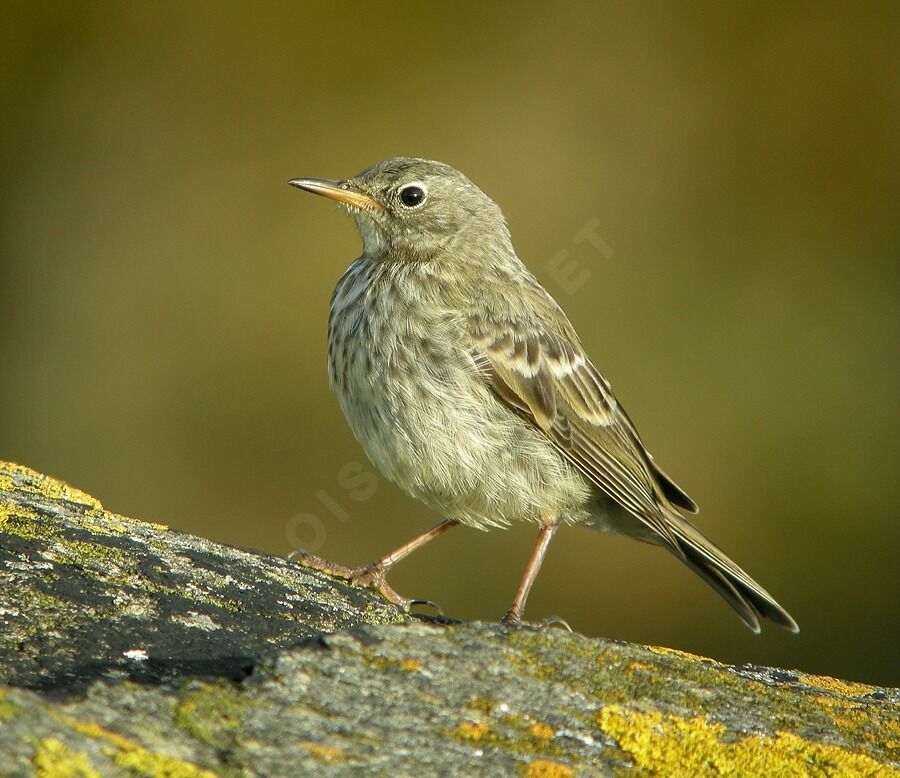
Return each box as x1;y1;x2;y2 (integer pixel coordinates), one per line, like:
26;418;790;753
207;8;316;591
289;551;407;605
501;610;573;632
289;550;441;613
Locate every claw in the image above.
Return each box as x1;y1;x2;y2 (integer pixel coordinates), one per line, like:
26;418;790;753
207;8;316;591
500;611;572;632
409;599;445;616
540;614;573;631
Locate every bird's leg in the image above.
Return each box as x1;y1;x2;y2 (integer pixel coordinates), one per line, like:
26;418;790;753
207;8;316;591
502;522;560;625
291;518;459;608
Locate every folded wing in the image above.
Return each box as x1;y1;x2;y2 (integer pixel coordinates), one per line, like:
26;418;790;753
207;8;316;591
467;313;686;552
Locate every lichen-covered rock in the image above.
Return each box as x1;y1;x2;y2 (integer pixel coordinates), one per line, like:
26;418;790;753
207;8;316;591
1;462;898;777
0;462;404;691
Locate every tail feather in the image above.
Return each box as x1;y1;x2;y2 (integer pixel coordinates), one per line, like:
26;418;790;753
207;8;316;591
668;515;799;633
649;460;699;514
680;549;763;632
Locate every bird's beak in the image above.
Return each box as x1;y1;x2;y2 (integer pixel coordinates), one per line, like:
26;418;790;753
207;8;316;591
288;178;383;212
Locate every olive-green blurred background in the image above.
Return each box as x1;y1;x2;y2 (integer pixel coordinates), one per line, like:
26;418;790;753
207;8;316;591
2;3;898;686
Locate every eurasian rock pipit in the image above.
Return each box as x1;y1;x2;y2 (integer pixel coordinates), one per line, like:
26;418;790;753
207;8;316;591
289;158;798;633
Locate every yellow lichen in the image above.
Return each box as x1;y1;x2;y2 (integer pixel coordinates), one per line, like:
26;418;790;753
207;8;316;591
300;742;346;763
811;694;900;762
817;695;871;726
466;696;497;716
59;717;217;778
400;658;421;672
645;645;721;666
0;504;40;534
0;461;172;537
521;759;573;778
597;704;898;777
0;462;102;510
801;673;876;698
111;748;217;777
529;723;554;740
456;721;491;741
33;738;101;778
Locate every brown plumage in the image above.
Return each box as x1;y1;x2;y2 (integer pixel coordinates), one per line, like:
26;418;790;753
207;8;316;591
289;157;798;633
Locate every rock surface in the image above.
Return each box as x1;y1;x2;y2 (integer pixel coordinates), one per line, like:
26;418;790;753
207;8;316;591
0;461;898;777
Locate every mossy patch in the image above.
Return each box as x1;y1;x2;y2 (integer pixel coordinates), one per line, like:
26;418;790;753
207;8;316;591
597;704;898;777
0;690;20;721
466;695;499;716
173;681;246;751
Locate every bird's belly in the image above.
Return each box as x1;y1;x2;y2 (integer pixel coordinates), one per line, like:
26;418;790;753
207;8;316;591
331;333;591;529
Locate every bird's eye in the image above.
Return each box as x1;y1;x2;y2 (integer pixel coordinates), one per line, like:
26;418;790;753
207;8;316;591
399;184;426;208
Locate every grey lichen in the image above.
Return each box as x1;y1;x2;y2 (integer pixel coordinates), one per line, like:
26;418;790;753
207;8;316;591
0;461;405;691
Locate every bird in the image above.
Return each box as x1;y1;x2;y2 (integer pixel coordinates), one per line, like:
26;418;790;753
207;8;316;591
288;157;798;633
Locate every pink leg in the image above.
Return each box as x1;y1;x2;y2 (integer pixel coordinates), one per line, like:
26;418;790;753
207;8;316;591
502;523;560;624
292;518;460;607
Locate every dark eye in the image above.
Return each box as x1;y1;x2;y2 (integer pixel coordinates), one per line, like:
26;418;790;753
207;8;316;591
399;184;426;208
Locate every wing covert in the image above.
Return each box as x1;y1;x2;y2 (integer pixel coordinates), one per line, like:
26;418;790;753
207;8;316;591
468;314;684;550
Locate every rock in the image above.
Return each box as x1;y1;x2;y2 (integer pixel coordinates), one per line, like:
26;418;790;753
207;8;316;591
1;461;898;777
0;461;404;691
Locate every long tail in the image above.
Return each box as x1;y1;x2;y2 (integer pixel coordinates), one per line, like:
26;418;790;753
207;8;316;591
667;514;799;633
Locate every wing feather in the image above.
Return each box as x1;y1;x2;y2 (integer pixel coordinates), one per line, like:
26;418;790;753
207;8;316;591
469;316;688;550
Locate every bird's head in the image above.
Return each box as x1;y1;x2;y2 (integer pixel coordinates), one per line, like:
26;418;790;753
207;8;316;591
290;157;513;263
